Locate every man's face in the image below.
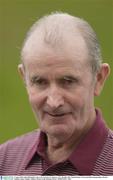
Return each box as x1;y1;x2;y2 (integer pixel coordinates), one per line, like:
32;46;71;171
22;37;96;142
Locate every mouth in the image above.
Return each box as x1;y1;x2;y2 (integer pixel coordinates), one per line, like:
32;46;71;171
45;112;71;118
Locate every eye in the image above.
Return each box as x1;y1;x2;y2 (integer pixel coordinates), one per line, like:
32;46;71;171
31;76;48;87
63;78;74;85
60;76;78;87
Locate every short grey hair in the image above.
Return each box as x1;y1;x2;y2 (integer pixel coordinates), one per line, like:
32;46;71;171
21;12;102;74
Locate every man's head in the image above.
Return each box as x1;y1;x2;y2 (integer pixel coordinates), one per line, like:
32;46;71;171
21;12;104;74
18;12;110;143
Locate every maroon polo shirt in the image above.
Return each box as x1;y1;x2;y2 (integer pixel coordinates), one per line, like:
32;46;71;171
0;109;113;175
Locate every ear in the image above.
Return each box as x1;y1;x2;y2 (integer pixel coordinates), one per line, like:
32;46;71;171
18;64;26;84
94;63;110;96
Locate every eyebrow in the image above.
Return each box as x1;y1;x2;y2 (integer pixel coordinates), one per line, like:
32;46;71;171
59;74;81;82
30;75;41;82
62;75;79;80
30;74;80;84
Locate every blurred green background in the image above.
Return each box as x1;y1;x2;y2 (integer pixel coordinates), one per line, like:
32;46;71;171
0;0;113;144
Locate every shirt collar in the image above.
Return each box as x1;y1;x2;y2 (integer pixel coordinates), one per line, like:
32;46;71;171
23;130;41;170
25;109;108;175
24;131;48;170
69;109;108;175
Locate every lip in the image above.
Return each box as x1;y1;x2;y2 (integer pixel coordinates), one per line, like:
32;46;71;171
45;111;71;118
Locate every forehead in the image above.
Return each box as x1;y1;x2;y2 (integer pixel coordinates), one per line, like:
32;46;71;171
23;33;90;74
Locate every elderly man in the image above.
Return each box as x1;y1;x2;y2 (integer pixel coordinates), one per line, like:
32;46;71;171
0;12;113;175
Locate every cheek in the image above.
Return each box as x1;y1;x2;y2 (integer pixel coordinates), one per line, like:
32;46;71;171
68;90;92;115
69;93;85;110
27;87;43;109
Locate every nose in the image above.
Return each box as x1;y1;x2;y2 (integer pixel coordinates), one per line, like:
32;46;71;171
46;85;64;109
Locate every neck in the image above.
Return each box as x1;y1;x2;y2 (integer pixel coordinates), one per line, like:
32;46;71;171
46;109;96;164
46;136;76;164
46;128;89;164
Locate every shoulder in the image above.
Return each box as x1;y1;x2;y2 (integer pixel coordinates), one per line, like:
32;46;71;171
0;129;40;175
102;129;113;158
0;129;40;151
93;129;113;175
108;129;113;139
106;129;113;150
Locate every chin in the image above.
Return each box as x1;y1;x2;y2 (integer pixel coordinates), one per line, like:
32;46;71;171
42;123;72;138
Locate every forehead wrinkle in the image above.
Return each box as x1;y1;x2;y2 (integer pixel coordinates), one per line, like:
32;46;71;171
24;49;88;70
26;57;87;82
26;55;85;72
23;27;89;65
24;37;90;76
